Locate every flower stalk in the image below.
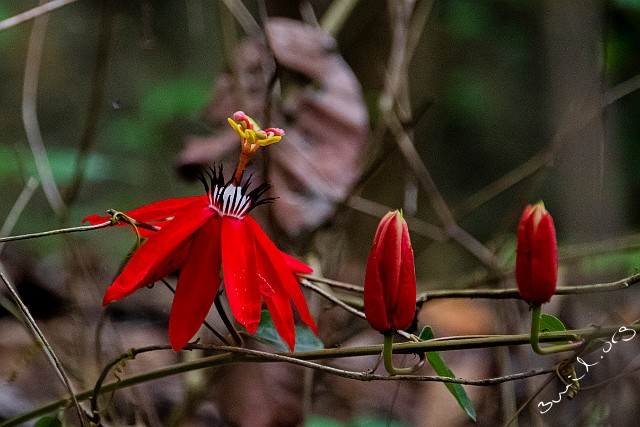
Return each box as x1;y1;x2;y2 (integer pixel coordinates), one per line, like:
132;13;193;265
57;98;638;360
382;333;424;375
529;304;584;355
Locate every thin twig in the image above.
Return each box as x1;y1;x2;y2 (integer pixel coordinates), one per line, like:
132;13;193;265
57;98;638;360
304;275;364;293
300;278;366;319
4;323;639;427
347;195;446;241
0;273;87;427
417;273;640;302
0;176;40;322
214;294;244;347
87;342;553;426
0;221;112;243
0;0;82;32
604;71;640;106
452;151;551;220
89;345;172;422
64;0;114;205
380;0;455;225
558;233;640;263
301;273;640;302
503;374;555;427
450;71;640;258
219;0;262;37
377;2;499;269
22;1;67;217
300;278;412;340
405;0;435;61
0;177;39;254
320;0;361;37
201;345;551;386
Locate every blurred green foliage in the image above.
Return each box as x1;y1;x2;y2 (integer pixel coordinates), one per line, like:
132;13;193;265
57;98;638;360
306;415;408;427
1;1;640;426
0;1;223;257
1;0;639;270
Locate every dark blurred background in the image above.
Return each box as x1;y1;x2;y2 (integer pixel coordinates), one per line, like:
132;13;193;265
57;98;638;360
1;1;640;426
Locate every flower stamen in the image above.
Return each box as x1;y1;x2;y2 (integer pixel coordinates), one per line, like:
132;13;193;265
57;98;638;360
228;111;284;184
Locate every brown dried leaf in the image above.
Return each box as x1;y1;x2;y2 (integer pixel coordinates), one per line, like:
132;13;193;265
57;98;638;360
178;18;368;239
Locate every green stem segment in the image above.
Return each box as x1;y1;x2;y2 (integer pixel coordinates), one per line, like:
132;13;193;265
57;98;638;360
382;332;422;375
530;304;584;355
3;324;639;426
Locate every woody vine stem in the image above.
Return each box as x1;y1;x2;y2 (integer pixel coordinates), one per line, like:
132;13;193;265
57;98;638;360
1;223;639;427
2;322;639;427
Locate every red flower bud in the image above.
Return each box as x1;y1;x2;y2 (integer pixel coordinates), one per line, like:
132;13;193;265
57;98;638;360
364;211;417;332
516;202;558;304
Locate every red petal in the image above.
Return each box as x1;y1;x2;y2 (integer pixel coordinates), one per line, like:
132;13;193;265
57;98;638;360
364;250;391;332
168;218;223;351
103;203;214;306
515;209;533;301
280;251;313;274
126;196;208;223
255;242;296;351
83;196;207;231
246;216;317;334
82;213;110;224
364;212;395;331
263;294;295;351
221;217;261;334
529;214;557;303
392;220;416;331
104;238;193;304
379;212;402;313
83;213;158;238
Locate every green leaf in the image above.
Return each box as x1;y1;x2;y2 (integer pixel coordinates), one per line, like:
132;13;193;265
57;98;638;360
252;310;324;352
419;326;477;422
539;314;570;345
33;416;62;427
539;314;565;332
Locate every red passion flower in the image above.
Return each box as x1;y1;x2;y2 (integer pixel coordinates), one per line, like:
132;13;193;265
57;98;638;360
85;112;316;351
364;211;416;333
515;202;558;305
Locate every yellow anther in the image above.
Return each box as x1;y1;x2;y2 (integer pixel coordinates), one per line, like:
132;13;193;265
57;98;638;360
228;111;285;182
228;118;246;139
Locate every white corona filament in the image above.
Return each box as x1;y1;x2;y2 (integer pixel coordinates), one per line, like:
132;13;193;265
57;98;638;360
210;185;251;219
